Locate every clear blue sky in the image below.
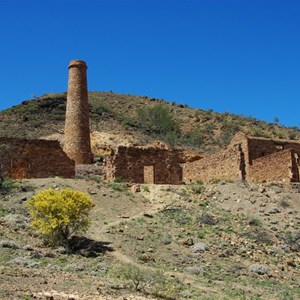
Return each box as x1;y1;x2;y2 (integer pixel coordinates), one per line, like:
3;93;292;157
0;0;299;127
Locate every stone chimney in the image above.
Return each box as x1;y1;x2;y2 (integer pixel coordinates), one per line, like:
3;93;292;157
64;60;93;164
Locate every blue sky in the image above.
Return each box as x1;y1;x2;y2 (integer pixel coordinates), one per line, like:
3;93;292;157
0;0;299;127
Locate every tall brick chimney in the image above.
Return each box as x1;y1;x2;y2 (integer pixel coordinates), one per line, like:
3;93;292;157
64;60;93;164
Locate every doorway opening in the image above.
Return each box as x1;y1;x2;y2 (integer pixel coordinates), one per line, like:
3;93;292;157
144;165;155;184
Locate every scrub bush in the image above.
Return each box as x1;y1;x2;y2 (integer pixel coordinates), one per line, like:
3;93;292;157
136;104;180;136
108;263;183;298
27;189;93;245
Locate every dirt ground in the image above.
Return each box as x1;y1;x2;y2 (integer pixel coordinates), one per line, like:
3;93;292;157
0;178;299;299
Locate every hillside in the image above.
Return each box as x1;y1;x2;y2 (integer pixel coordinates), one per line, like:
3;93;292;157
0;92;299;152
1;178;299;299
1;92;300;299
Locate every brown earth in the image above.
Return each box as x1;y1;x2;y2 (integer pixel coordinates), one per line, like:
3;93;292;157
0;178;299;300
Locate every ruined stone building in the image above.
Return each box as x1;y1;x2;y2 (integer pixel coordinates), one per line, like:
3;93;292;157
105;143;201;184
104;133;300;185
0;137;75;179
0;59;93;180
1;59;299;185
183;132;300;184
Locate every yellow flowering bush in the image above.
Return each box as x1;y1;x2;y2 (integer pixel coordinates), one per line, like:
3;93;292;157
27;188;93;245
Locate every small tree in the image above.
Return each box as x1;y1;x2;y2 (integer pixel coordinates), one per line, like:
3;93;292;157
135;104;181;147
136;104;180;136
27;189;93;245
183;126;205;148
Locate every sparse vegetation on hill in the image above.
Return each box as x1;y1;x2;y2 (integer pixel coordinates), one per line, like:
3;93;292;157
0;92;299;151
1;92;300;299
1;178;300;299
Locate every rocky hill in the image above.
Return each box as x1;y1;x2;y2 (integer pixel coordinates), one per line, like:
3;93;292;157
0;92;300;299
0;92;299;153
0;178;299;299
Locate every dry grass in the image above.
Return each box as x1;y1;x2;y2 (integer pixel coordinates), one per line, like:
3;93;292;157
1;92;299;151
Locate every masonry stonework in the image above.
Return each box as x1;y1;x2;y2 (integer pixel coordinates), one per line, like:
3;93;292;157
105;146;185;184
248;149;297;183
182;132;300;184
182;146;243;183
247;137;300;162
64;60;93;164
0;137;75;179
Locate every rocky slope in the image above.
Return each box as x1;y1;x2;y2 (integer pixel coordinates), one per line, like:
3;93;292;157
0;92;299;152
0;178;299;299
0;91;300;299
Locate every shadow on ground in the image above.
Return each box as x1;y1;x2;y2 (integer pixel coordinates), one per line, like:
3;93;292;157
69;236;114;257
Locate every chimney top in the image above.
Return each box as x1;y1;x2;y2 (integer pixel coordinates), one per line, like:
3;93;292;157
68;60;87;69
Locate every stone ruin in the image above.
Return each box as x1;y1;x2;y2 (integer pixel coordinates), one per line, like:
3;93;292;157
103;133;300;185
182;132;300;185
0;137;75;179
0;59;93;179
104;143;201;184
1;59;299;185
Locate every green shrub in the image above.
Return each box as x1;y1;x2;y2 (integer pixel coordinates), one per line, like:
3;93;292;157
136;104;179;135
202;122;216;136
251;127;271;138
279;199;290;208
109;263;153;291
142;186;150;192
197;232;206;239
114;176;126;183
110;182;127;192
0;177;16;194
182;126;205;148
190;181;205;194
218;120;240;146
27;189;93;246
108;263;183;298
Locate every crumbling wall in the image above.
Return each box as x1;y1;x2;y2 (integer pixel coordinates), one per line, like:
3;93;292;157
247;138;300;163
105;133;300;185
183;133;300;184
105;146;183;184
0;137;75;179
248;149;297;183
227;132;249;178
182;145;242;183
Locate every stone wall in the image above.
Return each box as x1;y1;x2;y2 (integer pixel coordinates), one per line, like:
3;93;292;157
247;137;300;163
182;145;243;183
105;146;183;184
182;133;300;184
249;149;296;183
104;133;300;185
0;137;75;179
